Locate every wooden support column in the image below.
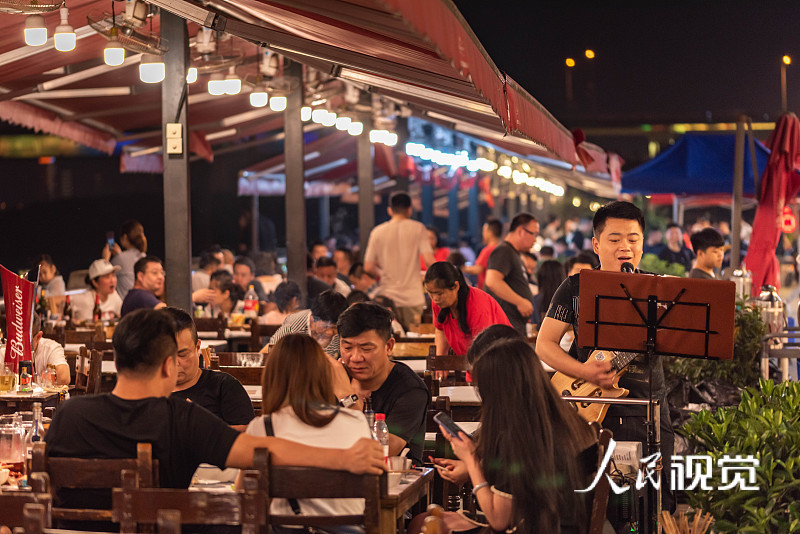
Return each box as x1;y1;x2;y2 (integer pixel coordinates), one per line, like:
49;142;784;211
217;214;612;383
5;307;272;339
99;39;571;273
161;11;191;310
357;115;374;256
251;194;259;253
468;179;480;243
421;180;434;227
731;117;745;272
448;180;459;245
284;61;306;301
319;195;330;241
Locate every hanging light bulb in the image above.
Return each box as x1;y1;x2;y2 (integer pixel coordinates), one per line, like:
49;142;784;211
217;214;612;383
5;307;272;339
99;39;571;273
320;110;336;127
54;7;76;52
24;15;47;47
224;67;241;95
311;109;327;124
335;116;351;131
186;67;198;84
139;53;165;83
301;106;312;121
103;27;125;66
207;72;226;95
269;95;287;111
347;121;364;136
249;81;268;108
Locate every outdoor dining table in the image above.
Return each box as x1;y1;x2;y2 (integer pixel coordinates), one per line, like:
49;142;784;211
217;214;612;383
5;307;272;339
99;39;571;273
0;387;69;415
381;467;433;534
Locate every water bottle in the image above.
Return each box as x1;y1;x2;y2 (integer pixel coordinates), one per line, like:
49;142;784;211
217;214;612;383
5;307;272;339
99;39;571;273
363;397;375;431
243;285;259;320
373;413;390;466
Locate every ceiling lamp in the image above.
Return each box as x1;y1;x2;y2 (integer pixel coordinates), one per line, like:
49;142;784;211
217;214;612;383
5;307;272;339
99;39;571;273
301;106;312;121
249;81;268;108
139;53;165;83
186;67;198;84
347;121;364;136
53;7;76;52
224;67;241;95
269;95;287;112
335;116;351;131
207;72;226;96
24;15;47;47
320;110;336;127
311;109;327;124
104;28;125;66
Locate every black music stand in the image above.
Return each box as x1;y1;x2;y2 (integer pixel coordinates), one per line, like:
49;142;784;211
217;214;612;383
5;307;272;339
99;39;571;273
578;270;735;534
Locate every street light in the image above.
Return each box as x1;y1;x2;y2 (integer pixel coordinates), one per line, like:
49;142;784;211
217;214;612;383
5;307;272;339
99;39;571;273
585;49;595;59
781;55;791;112
565;58;575;106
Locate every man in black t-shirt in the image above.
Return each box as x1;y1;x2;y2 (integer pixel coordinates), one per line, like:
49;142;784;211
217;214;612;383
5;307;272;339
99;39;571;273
120;256;167;317
485;213;539;335
165;307;255;431
45;309;385;499
536;201;675;513
658;222;694;273
337;303;429;465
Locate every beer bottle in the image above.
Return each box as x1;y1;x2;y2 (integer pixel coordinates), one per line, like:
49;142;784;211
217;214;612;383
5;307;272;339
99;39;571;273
92;294;101;323
36;288;48;323
63;295;73;329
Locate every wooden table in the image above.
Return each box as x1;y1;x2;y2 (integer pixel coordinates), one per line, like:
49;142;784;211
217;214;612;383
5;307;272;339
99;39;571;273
381;467;433;534
0;389;67;415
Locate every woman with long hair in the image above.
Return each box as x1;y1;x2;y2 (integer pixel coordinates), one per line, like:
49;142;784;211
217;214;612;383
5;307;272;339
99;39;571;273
418;338;598;534
423;261;510;356
533;259;567;325
239;333;371;519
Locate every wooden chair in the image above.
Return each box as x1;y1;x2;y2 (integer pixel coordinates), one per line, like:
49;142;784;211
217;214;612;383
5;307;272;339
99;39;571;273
0;472;51;529
265;450;382;534
31;441;158;525
424;396;454;506
112;469;267;534
426;348;471;388
250;323;280;351
194;317;226;339
85;340;114;351
588;422;613;534
74;347;102;396
219;365;265;385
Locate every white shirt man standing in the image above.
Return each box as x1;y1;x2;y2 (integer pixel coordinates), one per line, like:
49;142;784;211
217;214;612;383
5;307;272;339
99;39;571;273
363;192;435;329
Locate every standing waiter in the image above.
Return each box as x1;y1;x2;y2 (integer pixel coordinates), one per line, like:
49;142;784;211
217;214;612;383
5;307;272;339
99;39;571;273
535;200;675;513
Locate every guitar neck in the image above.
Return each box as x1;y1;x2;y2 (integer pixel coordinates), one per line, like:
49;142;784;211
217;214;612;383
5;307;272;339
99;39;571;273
610;351;639;371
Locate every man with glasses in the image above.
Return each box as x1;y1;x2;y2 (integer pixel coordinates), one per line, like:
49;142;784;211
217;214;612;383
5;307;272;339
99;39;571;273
485;213;539;335
120;255;167;317
166;307;254;431
262;289;347;357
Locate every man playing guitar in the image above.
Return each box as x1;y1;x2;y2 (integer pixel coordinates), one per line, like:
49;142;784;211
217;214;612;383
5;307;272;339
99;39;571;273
535;200;675;513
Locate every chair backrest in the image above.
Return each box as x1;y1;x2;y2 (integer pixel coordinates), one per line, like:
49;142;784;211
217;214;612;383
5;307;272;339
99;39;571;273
265;450;382;534
219;365;265;386
426;348;471;387
194;317;226;339
0;473;51;529
250;323;280;351
31;441;158;524
85;340;115;352
66;270;89;291
112;469;267;534
588;422;613;534
74;347;103;396
65;326;104;344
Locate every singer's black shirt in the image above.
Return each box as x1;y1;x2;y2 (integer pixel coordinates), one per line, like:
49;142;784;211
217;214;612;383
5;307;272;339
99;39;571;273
545;271;667;417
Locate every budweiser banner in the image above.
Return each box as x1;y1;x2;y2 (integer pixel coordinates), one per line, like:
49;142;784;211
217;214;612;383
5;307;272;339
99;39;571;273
1;265;35;373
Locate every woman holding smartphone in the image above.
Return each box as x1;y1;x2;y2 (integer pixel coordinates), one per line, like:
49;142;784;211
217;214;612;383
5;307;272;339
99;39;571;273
413;337;598;534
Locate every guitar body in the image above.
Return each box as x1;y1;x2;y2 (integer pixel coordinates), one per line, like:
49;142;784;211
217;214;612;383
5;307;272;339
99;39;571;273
550;349;630;423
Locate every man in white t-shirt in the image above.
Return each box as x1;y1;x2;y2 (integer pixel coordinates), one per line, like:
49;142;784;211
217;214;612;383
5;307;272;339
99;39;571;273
1;315;70;385
363;192;435;329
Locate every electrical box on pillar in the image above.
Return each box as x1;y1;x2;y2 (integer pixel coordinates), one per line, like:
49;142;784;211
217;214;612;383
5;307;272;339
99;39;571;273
166;122;183;154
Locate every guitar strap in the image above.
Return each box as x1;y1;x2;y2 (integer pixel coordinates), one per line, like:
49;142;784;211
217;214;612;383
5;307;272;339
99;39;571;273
263;414;303;515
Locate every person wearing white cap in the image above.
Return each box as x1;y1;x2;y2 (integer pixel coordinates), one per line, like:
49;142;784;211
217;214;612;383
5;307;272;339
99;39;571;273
71;259;124;323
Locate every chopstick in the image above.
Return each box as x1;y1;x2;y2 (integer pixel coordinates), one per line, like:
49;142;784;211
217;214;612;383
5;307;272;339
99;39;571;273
660;511;713;534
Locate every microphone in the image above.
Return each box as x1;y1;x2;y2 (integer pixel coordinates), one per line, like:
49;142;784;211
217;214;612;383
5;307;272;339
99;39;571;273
621;262;635;273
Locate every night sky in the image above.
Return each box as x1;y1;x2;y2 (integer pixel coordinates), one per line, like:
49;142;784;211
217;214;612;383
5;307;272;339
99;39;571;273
453;1;800;125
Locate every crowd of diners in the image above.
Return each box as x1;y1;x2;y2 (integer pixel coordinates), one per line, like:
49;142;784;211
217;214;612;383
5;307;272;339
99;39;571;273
4;196;697;534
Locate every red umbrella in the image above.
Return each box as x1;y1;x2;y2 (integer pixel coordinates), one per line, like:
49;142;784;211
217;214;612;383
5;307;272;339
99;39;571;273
744;112;800;294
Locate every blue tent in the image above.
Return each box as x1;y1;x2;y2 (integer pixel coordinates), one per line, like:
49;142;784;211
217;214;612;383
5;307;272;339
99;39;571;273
621;132;768;195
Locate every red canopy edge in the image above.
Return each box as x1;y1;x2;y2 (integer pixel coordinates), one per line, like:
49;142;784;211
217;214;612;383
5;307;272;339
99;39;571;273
0;100;116;155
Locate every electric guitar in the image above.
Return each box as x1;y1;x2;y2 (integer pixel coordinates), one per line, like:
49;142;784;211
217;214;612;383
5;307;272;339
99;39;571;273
549;349;640;423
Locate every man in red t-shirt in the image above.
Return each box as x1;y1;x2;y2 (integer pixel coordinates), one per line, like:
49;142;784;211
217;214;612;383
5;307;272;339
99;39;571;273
463;218;502;289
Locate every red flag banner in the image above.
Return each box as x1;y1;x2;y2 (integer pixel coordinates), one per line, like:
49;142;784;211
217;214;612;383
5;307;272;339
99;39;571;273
1;265;34;373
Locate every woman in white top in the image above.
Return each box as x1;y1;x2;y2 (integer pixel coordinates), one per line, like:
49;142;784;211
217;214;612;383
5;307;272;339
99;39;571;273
71;259;123;323
239;333;371;522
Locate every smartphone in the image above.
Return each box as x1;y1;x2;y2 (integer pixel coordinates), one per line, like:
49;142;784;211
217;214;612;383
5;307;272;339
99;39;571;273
433;411;469;439
106;230;115;249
